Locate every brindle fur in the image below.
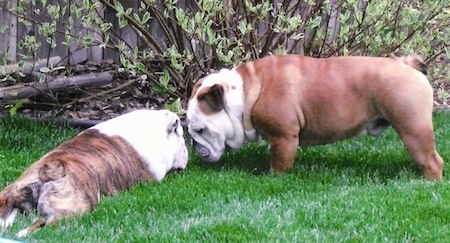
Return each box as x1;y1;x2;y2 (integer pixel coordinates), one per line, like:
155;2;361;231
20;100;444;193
0;129;153;234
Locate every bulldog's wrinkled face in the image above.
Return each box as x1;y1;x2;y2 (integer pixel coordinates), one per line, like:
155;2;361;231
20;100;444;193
187;107;235;162
164;111;189;170
187;69;245;163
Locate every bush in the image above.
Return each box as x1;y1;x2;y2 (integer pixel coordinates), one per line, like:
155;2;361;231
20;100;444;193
1;0;449;107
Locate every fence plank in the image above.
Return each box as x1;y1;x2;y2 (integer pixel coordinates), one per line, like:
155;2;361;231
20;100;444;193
103;0;139;62
0;2;8;61
15;0;70;63
88;1;104;62
0;1;17;63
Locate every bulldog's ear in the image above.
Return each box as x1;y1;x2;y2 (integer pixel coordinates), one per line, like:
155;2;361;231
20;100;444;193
189;78;205;100
166;116;181;136
197;84;225;113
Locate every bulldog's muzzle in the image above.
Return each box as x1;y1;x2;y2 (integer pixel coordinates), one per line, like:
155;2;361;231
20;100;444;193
193;140;211;159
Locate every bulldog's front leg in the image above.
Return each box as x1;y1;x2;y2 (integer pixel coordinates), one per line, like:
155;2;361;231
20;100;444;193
268;135;299;172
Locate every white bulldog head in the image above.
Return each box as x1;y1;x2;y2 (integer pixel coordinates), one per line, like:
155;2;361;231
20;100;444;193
187;69;246;163
94;109;188;180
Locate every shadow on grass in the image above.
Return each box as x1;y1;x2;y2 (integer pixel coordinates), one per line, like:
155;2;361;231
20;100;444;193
188;111;450;183
189;134;423;182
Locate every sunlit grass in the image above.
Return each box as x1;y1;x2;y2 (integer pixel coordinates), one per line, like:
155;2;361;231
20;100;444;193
0;112;449;242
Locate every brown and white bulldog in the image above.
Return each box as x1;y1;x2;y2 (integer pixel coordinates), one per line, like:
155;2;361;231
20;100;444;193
0;109;188;237
187;54;444;180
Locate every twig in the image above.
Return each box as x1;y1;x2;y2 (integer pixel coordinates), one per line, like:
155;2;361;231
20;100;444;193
63;77;138;107
0;56;62;75
0;72;113;101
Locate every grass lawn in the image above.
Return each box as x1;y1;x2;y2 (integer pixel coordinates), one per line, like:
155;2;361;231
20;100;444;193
0;112;449;242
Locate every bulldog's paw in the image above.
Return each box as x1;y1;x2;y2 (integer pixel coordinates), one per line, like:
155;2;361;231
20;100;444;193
16;227;30;238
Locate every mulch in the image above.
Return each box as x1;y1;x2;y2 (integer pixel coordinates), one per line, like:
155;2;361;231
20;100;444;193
0;60;180;123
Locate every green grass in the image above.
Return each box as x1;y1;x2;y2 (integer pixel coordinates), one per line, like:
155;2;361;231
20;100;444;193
1;112;450;242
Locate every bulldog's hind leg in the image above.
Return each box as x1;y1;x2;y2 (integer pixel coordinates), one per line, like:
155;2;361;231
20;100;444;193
396;123;443;180
17;161;96;236
17;193;93;237
379;77;443;179
17;178;95;237
386;105;444;180
0;181;42;229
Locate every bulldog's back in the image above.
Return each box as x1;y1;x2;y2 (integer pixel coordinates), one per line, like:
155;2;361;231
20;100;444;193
3;110;188;203
238;55;432;146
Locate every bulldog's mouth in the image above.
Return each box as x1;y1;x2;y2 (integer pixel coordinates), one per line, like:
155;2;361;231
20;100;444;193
225;144;236;152
193;141;211;158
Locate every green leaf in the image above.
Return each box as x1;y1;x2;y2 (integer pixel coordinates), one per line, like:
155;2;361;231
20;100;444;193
307;16;322;29
152;84;165;93
40;67;51;73
83;0;90;10
290;33;304;40
142;12;151;24
9;99;25;116
159;70;170;87
164;98;185;115
237;21;249;35
135;62;147;73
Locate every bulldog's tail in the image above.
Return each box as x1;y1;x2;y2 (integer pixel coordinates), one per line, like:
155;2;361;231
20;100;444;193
396;54;428;75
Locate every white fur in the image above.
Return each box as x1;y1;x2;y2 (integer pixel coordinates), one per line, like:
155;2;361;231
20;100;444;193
0;209;17;228
187;69;246;162
16;227;30;238
91;109;188;181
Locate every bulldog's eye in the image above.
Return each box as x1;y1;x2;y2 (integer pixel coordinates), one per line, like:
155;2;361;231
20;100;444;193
194;128;204;134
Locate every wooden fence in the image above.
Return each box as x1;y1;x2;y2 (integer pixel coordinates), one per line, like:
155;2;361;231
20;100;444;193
0;0;147;65
0;0;340;66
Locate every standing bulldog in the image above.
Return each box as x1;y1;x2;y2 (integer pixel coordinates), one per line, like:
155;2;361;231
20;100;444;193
187;54;444;180
0;109;188;236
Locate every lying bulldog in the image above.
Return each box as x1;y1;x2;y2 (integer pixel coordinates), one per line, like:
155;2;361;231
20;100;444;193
187;54;444;180
0;109;188;236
